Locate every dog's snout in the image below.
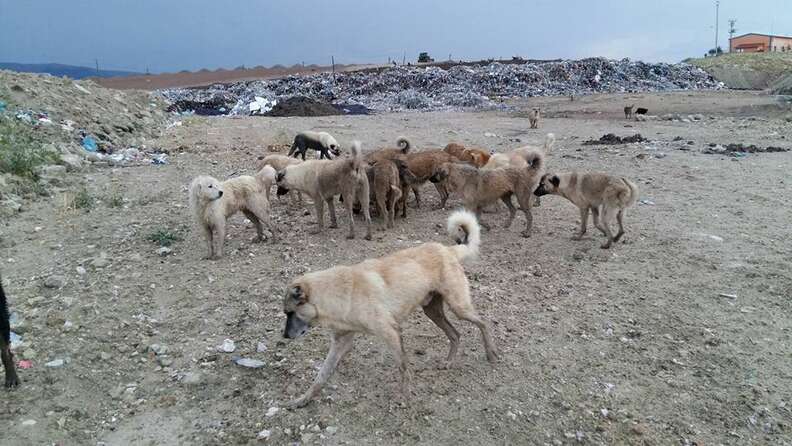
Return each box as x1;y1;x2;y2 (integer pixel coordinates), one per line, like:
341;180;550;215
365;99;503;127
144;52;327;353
217;190;224;197
276;172;285;182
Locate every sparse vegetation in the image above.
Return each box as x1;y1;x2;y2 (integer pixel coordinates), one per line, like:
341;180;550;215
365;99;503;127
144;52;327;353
147;228;183;247
0;118;59;181
73;188;95;210
105;189;124;208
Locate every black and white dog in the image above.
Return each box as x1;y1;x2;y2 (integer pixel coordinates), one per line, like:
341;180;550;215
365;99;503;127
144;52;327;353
288;131;341;160
1;276;19;388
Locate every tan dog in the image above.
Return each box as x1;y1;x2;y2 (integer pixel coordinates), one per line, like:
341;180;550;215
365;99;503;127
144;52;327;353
624;104;635;119
483;133;555;171
459;148;491;168
442;142;467;159
276;142;372;240
364;136;411;165
189;166;278;260
282;210;498;408
534;172;639;249
527;107;541;129
430;151;544;236
365;159;403;229
256;154;302;203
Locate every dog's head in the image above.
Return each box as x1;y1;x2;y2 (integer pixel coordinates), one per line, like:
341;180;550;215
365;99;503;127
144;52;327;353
282;284;317;339
323;134;341;156
275;169;290;195
190;175;224;202
534;173;560;196
429;164;450;183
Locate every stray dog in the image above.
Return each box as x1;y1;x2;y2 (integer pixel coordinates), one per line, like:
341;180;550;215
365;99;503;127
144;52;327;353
483;133;554;208
624;104;635;119
1;276;20;388
635;107;648;116
288;131;341;160
460;148;491;168
364;136;411;165
282;210;498;408
255;154;303;203
527;107;541;129
431;151;544;236
366;160;403;229
534;172;639;249
402;149;458;211
277;142;372;240
442;142;467;160
189;167;278;260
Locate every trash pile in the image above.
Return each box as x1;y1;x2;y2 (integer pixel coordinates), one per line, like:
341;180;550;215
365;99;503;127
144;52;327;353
583;133;647;145
702;143;788;155
160;58;721;115
0;70;170;165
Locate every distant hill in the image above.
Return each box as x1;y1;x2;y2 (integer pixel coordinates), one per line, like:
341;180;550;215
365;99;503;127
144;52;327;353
0;62;141;79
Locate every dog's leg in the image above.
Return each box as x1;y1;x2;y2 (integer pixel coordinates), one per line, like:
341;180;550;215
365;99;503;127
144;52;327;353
573;207;589;240
343;189;356;239
247;200;277;242
288;331;355;408
1;336;19;388
380;325;411;397
399;186;409;218
474;207;491;231
411;186;421;209
310;199;325;235
591;206;607;237
517;193;533;237
422;293;460;366
242;209;264;242
389;187;402;228
501;194;517;228
358;179;372;240
214;221;226;259
442;284;499;363
327;198;339;229
614;209;626;242
434;183;448;209
599;206;616;249
202;226;214;259
376;188;388;231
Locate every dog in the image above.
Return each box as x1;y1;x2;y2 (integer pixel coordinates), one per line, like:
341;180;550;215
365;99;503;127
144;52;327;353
635;107;648;116
527;107;541;129
288;131;341;160
431;151;544;236
365;160;403;229
281;210;498;408
276;141;372;240
364;136;411;165
1;276;20;388
534;172;639;249
442;142;467;160
189;167;278;260
482;133;554;208
459;148;491;168
255;154;303;203
402;149;459;211
624;104;635;119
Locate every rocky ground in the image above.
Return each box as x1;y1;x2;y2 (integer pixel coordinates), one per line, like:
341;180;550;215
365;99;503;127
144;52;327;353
1;89;791;445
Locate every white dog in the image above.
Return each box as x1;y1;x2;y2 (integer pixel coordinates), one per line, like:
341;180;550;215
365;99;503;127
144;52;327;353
189;166;277;260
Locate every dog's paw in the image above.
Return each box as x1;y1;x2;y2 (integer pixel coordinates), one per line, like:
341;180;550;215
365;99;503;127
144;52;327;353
252;236;264;243
521;231;532;238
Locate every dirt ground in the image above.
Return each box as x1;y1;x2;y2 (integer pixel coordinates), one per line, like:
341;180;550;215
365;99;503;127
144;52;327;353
2;90;791;445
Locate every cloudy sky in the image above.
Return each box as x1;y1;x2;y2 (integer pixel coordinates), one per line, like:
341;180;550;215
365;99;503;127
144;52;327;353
1;0;789;73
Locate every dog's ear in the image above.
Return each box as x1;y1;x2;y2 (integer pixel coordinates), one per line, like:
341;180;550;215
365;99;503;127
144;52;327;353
550;175;560;187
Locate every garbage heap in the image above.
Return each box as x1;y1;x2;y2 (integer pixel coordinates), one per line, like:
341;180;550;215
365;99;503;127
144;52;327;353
160;58;721;115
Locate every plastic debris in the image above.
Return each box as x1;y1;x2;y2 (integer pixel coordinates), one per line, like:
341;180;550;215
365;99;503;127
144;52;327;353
18;360;33;369
160;58;721;115
45;359;65;368
9;332;22;349
218;339;235;353
0;100;6;112
234;357;265;368
81;135;98;152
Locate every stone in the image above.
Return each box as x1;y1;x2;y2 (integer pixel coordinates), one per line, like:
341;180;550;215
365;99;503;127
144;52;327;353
90;255;110;268
265;407;279;417
182;371;203;385
218;339;235;353
60;154;84;171
44;275;65;289
256;429;271;441
45;359;65;368
76;266;87;275
156;247;172;257
156;356;173;367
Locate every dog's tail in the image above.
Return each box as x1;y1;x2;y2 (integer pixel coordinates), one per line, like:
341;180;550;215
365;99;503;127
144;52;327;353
349;140;364;173
620;177;640;208
392;158;418;185
396;137;411;154
543;133;555;153
447;210;480;261
520;148;545;172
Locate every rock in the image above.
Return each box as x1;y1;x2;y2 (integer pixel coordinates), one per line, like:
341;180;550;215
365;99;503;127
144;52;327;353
256;342;268;353
156;356;173;367
156;247;172;257
129;253;144;262
60;154;84;171
21;420;37;426
75;266;87;275
265;407;279;417
631;423;648;436
148;344;167;355
572;252;585;261
325;426;338;435
40;165;67;177
45;359;65;368
218;339;235;353
0;198;22;217
44;275;65;289
182;371;203;385
99;351;112;361
62;320;75;332
90;255;110;268
256;429;271;441
235;358;265;368
506;411;517;420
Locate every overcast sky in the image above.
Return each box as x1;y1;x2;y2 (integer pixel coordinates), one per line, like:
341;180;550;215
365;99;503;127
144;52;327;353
1;0;789;73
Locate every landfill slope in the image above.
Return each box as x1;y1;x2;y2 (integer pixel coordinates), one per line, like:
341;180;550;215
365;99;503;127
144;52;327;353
689;52;792;91
160;58;719;115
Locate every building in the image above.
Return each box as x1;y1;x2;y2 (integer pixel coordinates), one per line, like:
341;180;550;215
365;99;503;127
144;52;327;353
730;33;792;53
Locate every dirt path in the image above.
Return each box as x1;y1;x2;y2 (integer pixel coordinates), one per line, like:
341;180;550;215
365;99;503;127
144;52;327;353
2;90;791;445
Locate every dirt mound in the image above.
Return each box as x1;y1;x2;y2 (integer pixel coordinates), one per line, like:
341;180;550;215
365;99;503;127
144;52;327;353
690;53;792;90
264;96;342;117
583;133;647;145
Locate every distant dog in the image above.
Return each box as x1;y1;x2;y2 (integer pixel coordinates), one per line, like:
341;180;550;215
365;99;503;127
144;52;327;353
534;172;639;249
635;107;648;116
282;210;498;408
277;142;372;240
288;131;341;160
431;151;545;236
366;160;403;229
189;167;278;260
255;154;303;203
1;276;20;388
624;104;635;119
527;107;541;129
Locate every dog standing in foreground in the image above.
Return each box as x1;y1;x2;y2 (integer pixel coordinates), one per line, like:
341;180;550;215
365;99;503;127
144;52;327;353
288;131;341;160
1;276;20;388
189;166;278;260
281;210;498;408
276;141;372;240
534;172;639;248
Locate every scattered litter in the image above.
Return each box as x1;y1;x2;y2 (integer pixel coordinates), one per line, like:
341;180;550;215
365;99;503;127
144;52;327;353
45;359;65;368
702;143;788;155
234;357;265;368
157;247;172;257
708;235;724;242
166;121;183;129
256;342;268;353
248;96;277;115
265;407;279;417
218;339;236;353
21;420;37;427
18;360;33;369
81;136;98;152
0;100;6;112
639;199;655;206
718;293;737;299
151;153;169;165
9;332;22;349
256;429;272;441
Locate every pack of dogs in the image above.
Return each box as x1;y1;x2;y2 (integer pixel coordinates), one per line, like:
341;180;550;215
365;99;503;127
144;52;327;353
2;118;640;409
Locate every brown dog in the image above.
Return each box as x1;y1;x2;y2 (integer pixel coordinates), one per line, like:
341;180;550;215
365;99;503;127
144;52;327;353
365;159;403;229
402;149;459;210
459;148;491;168
430;151;545;236
624;104;635;119
276;142;372;240
282;210;498;408
442;142;467;159
534;172;639;248
528;107;541;129
364;136;411;165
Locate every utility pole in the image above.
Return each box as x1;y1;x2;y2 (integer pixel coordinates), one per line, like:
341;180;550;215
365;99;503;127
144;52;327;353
95;58;100;75
714;1;720;55
728;19;737;52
